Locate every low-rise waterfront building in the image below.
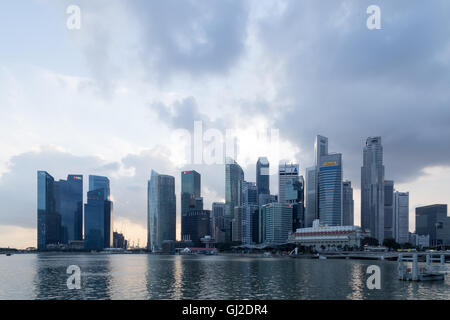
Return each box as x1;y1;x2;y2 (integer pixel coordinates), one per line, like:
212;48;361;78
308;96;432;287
288;219;370;250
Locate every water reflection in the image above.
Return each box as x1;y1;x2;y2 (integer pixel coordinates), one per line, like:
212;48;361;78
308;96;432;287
2;254;450;300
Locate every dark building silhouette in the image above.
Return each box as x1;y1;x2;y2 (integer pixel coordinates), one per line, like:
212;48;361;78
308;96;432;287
84;188;113;250
37;171;61;250
182;210;211;246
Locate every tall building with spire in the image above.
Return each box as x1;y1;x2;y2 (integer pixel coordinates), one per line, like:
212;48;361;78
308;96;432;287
361;137;385;243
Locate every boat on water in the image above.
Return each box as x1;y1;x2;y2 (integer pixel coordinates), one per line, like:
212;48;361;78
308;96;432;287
6;253;12;256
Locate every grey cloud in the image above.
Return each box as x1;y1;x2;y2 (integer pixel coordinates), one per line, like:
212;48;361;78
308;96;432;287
253;0;450;188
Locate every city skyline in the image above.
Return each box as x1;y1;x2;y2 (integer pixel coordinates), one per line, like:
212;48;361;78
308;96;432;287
2;1;450;249
31;132;444;250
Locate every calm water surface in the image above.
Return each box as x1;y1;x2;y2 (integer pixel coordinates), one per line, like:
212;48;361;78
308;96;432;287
0;253;449;300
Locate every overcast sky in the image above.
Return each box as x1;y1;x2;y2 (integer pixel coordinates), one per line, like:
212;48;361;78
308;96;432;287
1;0;450;248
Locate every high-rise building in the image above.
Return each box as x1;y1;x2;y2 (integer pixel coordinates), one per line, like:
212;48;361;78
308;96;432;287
232;207;243;243
285;175;305;231
394;191;409;244
260;203;293;244
84;188;113;250
361;137;385;243
383;180;394;239
225;158;244;242
305;166;317;227
342;180;354;226
181;210;211;246
278;163;299;204
212;202;225;243
256;157;270;204
181;170;203;239
416;204;450;246
318;153;343;226
113;231;128;249
55;175;83;244
89;175;110;200
37;171;60;250
242;181;258;244
147;170;176;251
314;135;329;218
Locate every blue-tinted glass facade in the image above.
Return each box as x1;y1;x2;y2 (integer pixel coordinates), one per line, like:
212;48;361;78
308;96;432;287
89;175;110;200
84;188;113;250
37;171;61;250
55;175;83;244
147;170;176;251
318;154;342;226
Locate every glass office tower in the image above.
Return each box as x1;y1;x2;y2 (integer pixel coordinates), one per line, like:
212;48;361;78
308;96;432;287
318;153;343;226
256;157;270;204
37;171;61;250
147;170;176;251
181;210;211;246
384;180;394;239
342;180;354;226
361;137;385;243
181;170;203;239
416;204;450;246
89;175;110;200
84;188;113;250
55;175;83;244
225;158;244;242
394;191;409;244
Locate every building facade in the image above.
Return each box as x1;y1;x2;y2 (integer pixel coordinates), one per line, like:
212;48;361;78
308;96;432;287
394;191;409;244
147;170;176;251
84;188;113;250
260;203;293;244
278;163;299;204
225;158;244;242
289;219;369;250
361;136;385;243
384;180;394;239
416;204;450;246
318;153;343;226
342;180;354;226
55;175;83;244
256;157;270;204
181;210;211;246
305;166;317;227
37;171;60;250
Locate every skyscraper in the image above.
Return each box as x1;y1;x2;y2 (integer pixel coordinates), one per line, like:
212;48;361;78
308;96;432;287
318;153;343;226
37;171;60;250
256;157;270;204
384;180;394;239
260;203;293;244
55;175;83;244
84;188;113;250
225;158;244;242
181;210;211;246
361;137;385;243
147;170;176;251
285;175;305;231
181;170;203;239
342;180;354;226
212;202;226;243
305;166;317;227
314;135;329;218
242;181;258;244
278;163;299;204
89;175;110;200
394;191;409;244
